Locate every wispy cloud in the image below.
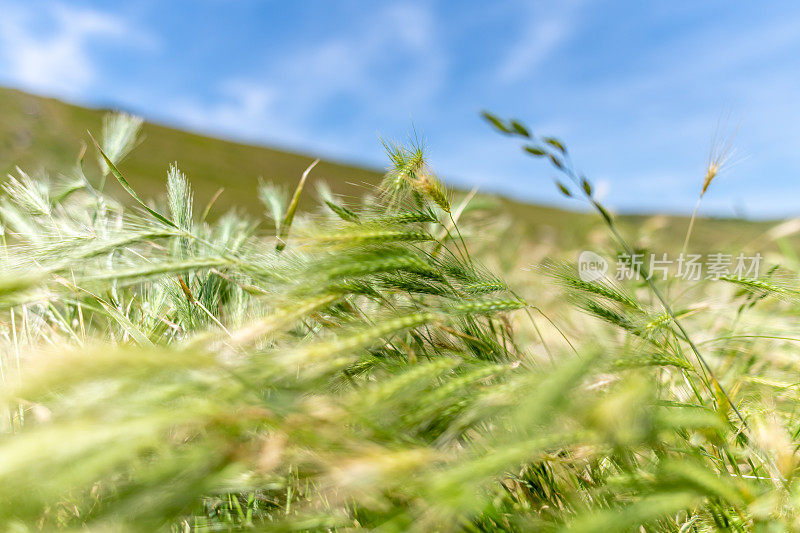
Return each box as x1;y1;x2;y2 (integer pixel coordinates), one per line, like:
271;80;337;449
168;1;446;154
172;81;286;141
497;1;582;83
0;2;155;98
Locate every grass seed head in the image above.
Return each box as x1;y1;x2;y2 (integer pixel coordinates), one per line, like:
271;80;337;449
701;115;740;197
98;112;144;175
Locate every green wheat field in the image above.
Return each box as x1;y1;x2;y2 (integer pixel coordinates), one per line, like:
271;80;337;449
3;90;800;531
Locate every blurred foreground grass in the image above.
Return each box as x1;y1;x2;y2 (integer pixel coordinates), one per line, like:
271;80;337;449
2;108;800;531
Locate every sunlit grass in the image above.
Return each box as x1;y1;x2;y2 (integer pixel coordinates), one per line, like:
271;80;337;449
1;113;800;531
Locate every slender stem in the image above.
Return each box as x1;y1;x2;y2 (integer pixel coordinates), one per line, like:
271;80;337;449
535;140;749;428
449;212;474;267
682;197;702;255
589;200;748;428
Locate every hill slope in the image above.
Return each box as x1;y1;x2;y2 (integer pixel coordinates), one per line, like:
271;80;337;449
0;86;782;253
0;87;385;216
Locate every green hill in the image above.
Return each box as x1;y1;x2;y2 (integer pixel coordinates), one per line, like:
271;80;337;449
0;86;383;216
0;86;782;253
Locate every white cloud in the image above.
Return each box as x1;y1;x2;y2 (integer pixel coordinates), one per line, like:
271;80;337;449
167;1;446;153
277;2;444;102
0;2;155;98
497;1;583;84
172;81;284;141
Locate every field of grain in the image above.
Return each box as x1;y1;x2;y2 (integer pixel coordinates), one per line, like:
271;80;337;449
1;110;800;531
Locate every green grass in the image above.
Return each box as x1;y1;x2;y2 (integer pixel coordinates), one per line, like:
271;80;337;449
2;111;800;531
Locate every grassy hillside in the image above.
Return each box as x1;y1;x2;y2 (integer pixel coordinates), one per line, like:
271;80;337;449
0;87;382;216
0;86;783;253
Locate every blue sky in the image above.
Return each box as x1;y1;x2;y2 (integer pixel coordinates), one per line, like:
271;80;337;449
1;1;800;217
